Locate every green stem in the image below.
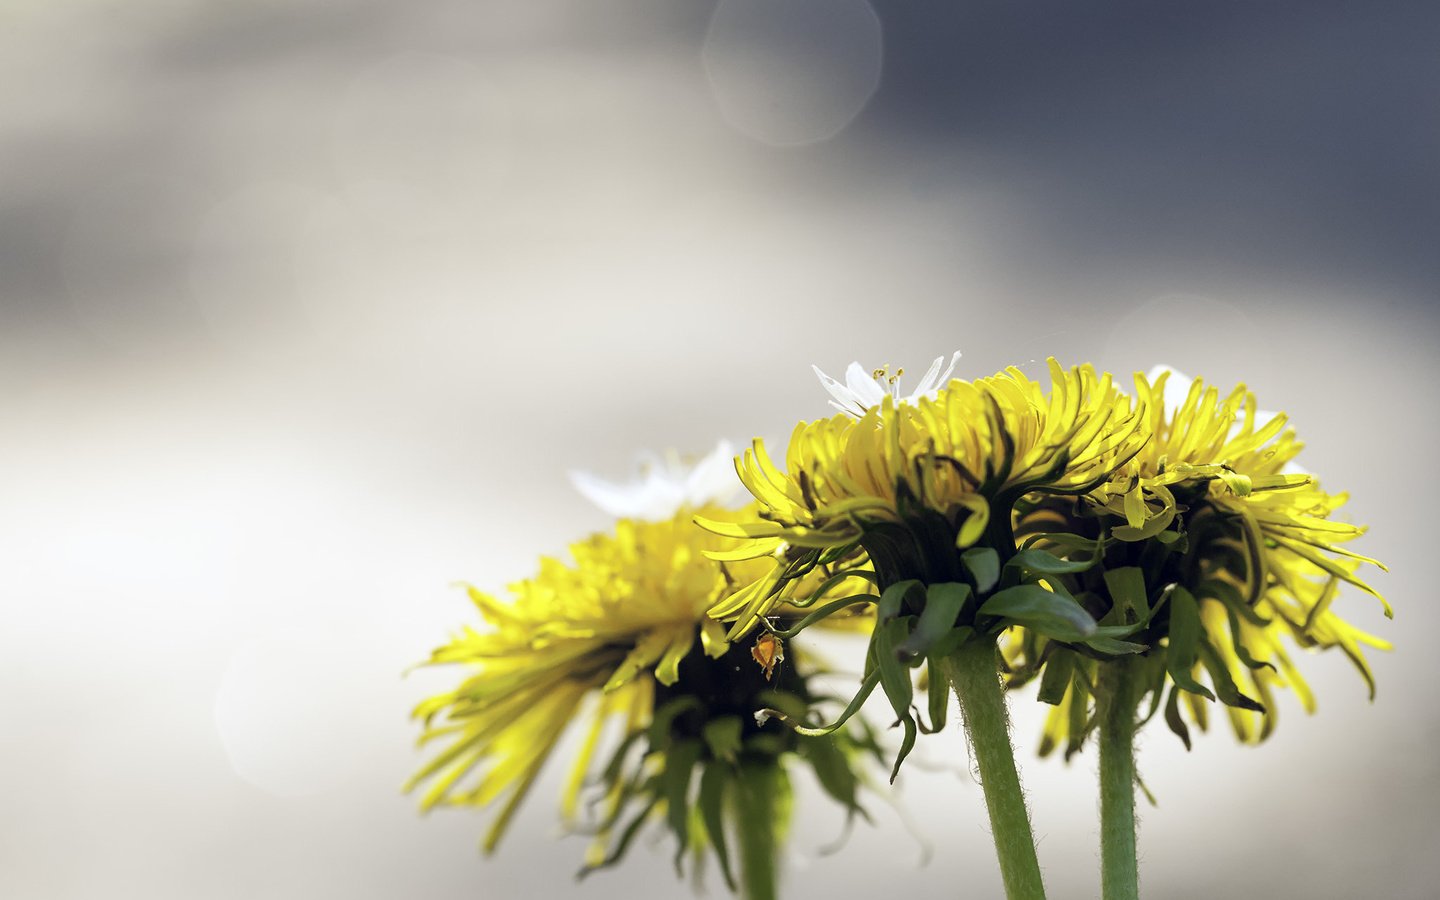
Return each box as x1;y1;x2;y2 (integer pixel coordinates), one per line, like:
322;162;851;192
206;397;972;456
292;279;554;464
1097;658;1140;900
943;639;1047;900
733;760;781;900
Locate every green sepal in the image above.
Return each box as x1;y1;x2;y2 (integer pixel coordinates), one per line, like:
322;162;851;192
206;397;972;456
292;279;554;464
799;735;864;816
925;656;950;732
1164;586;1216;701
978;583;1098;642
1019;531;1105;554
897;582;970;660
663;739;703;873
927;624;974;659
769;593;877;639
961;546;1000;592
733;760;789;900
1163;684;1192;751
697;763;737;892
1083;635;1148;655
1007;547;1097;578
763;668;881;737
702;717;743;764
1218;602;1276;672
649;696;703;745
877;579;923;623
1101;566;1149;624
890;714;918;784
1198;578;1269;626
1135;657;1167;729
1037;647;1075;705
873;618;916;721
577;796;659;879
1065;666;1092;760
1198;639;1265;712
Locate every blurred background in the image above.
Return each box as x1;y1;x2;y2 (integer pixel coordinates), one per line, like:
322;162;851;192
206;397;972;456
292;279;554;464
2;1;1436;897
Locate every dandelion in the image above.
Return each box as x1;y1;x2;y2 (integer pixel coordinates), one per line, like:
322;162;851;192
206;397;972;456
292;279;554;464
1004;367;1389;900
700;358;1151;900
409;451;880;900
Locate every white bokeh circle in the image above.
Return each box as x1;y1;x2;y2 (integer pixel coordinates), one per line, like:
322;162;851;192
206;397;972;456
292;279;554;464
213;627;406;798
703;0;883;146
189;182;329;344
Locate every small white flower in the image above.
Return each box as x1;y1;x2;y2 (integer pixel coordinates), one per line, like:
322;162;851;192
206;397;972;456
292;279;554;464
568;439;747;521
813;351;963;418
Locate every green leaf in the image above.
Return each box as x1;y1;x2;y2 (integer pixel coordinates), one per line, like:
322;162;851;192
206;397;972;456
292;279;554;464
978;584;1098;642
697;764;736;892
1164;586;1216;701
961;547;1000;592
1037;647;1075;705
1007;548;1096;577
702;717;743;763
897;582;970;659
872;618;915;720
1102;566;1149;624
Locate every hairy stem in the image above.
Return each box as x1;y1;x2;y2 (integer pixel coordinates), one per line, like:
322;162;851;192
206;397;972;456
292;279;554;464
1097;658;1140;900
943;639;1047;900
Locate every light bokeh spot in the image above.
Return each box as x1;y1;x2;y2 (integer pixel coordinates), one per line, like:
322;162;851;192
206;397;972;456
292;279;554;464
703;0;883;146
214;628;387;798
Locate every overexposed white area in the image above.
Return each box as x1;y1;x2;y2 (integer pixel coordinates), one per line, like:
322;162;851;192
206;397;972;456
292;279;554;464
0;2;1435;900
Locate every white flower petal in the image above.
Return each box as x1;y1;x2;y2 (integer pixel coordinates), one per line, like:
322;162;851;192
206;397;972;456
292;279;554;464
817;351;963;418
568;469;654;518
910;355;946;396
844;361;888;406
571;439;746;520
684;440;747;508
908;351;962;400
813;364;861;411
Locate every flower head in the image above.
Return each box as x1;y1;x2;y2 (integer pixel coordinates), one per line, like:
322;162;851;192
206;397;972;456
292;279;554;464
1007;367;1389;755
703;359;1148;637
408;503;880;892
697;359;1152;780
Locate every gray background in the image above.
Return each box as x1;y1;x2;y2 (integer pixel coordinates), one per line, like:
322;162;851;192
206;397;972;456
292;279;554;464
1;1;1435;898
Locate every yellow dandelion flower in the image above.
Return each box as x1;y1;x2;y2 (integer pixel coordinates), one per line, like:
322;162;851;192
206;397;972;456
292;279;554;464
702;358;1149;639
695;355;1157;900
408;504;881;898
1008;367;1390;755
